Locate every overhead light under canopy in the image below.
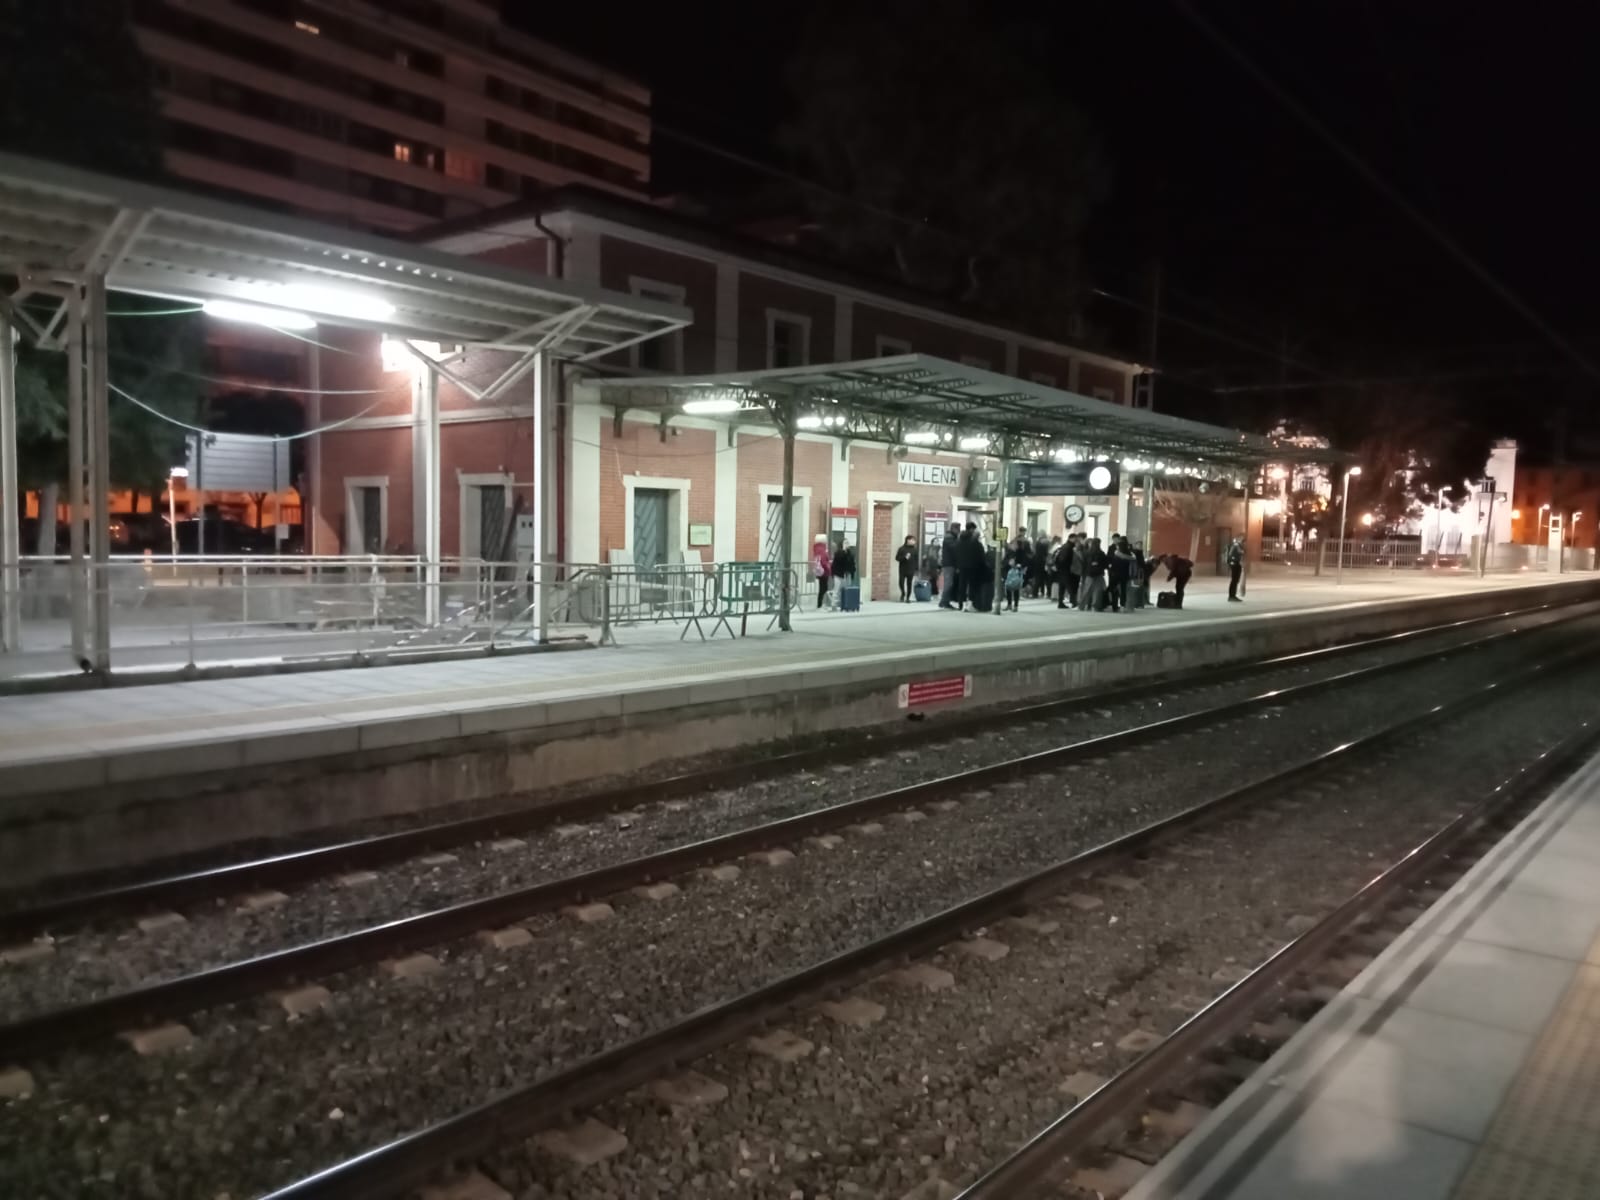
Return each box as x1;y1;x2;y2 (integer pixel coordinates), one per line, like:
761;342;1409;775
202;299;317;331
682;397;746;415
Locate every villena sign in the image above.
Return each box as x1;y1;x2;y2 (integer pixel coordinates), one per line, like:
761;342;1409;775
897;461;961;488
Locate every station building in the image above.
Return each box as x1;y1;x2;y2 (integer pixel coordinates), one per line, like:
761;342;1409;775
305;187;1269;596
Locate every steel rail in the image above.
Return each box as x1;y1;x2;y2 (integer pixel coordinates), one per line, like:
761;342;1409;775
0;598;1578;940
953;716;1600;1199
1;608;1584;1064
254;643;1598;1200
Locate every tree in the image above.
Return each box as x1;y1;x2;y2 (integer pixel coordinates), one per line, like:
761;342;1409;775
780;0;1108;333
14;298;204;502
1154;479;1230;561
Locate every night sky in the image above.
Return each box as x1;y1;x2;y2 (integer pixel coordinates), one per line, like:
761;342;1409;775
510;1;1600;458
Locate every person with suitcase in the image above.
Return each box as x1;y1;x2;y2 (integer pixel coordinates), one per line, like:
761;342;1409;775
894;535;919;602
1154;553;1193;608
811;535;833;609
831;541;858;610
1226;536;1246;602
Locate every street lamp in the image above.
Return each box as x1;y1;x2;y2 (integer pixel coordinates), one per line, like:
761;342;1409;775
1337;466;1362;583
1360;512;1374;527
167;466;188;563
1269;466;1289;549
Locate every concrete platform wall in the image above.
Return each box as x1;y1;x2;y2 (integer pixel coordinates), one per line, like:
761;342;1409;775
7;578;1599;889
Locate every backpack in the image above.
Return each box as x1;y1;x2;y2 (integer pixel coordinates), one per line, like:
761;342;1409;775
1005;565;1024;589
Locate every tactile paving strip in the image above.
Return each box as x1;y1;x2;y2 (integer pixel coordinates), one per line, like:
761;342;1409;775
1453;957;1600;1199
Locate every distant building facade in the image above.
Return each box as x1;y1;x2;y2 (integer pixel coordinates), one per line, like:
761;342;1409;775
132;0;651;232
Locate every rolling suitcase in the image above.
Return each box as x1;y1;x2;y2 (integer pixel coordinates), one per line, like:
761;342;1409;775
839;584;861;612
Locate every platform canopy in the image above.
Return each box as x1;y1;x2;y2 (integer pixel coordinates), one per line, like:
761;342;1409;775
0;150;690;361
0;152;691;670
600;353;1341;474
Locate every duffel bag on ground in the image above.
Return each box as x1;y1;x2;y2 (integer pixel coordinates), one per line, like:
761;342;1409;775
1156;590;1181;610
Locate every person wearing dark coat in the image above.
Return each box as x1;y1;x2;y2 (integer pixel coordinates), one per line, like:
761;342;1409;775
939;527;961;608
1226;536;1246;602
955;522;986;611
1158;553;1194;607
1108;535;1133;612
1081;537;1108;611
831;542;857;590
1070;535;1091;608
894;535;919;601
1053;535;1077;609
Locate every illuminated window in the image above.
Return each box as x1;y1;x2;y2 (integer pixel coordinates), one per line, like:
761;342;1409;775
294;20;320;35
393;142;413;164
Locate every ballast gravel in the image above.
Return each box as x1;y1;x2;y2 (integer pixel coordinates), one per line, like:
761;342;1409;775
0;609;1580;1025
0;625;1594;1199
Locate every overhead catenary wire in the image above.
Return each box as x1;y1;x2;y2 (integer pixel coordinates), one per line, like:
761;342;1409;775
109;381;399;441
1171;0;1600;385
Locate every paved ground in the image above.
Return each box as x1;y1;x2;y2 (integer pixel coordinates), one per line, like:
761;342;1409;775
1127;738;1600;1200
0;568;1584;782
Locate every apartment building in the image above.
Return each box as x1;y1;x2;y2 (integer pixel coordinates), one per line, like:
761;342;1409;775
132;0;651;232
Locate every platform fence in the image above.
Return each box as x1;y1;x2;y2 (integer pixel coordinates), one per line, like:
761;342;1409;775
0;555;801;676
1258;539;1595;573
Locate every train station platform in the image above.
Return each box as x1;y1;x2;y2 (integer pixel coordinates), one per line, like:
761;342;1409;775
1;570;1596;886
1127;740;1600;1200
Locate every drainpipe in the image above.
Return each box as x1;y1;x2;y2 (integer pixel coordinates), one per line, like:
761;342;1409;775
533;212;570;564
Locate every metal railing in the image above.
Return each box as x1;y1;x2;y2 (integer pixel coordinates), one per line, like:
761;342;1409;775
0;556;801;678
1258;538;1597;573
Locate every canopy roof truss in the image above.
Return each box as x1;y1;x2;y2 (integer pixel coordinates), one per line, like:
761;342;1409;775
600;354;1343;475
0;151;690;370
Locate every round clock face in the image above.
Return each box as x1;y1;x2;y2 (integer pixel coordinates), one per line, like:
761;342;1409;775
1088;465;1113;491
1065;504;1086;524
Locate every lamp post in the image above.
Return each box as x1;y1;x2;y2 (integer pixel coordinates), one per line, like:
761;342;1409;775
1337;465;1362;583
167;466;188;565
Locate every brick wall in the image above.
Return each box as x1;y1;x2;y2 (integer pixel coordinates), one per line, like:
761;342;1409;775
736;273;835;369
1016;346;1074;387
319;426;413;553
870;501;895;596
734;432;832;560
597;416;717;559
850;303;1007;364
597;236;718;372
1079;361;1127;403
440;419;537;557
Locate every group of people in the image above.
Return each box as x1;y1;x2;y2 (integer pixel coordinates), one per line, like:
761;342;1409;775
816;522;1248;614
810;535;858;607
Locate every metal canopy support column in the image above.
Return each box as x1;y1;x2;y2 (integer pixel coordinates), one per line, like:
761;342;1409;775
414;359;441;626
533;351;552;643
86;273;111;673
0;307;19;653
64;287;86;665
778;392;796;633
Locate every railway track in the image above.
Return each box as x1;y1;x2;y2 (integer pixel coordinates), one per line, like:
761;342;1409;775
0;597;1578;940
0;606;1589;1064
953;720;1600;1200
238;631;1600;1200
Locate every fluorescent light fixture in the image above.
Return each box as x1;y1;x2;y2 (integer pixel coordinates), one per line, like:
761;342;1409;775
381;336;445;373
1054;447;1080;463
203;299;316;331
274;285;395;322
683;397;745;415
959;436;989;451
796;415;825;430
903;431;941;445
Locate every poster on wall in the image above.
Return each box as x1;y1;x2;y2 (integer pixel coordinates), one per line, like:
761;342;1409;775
688;523;713;547
897;461;961;489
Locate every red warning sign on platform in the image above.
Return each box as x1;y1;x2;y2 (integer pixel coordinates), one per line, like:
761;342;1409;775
897;674;973;709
